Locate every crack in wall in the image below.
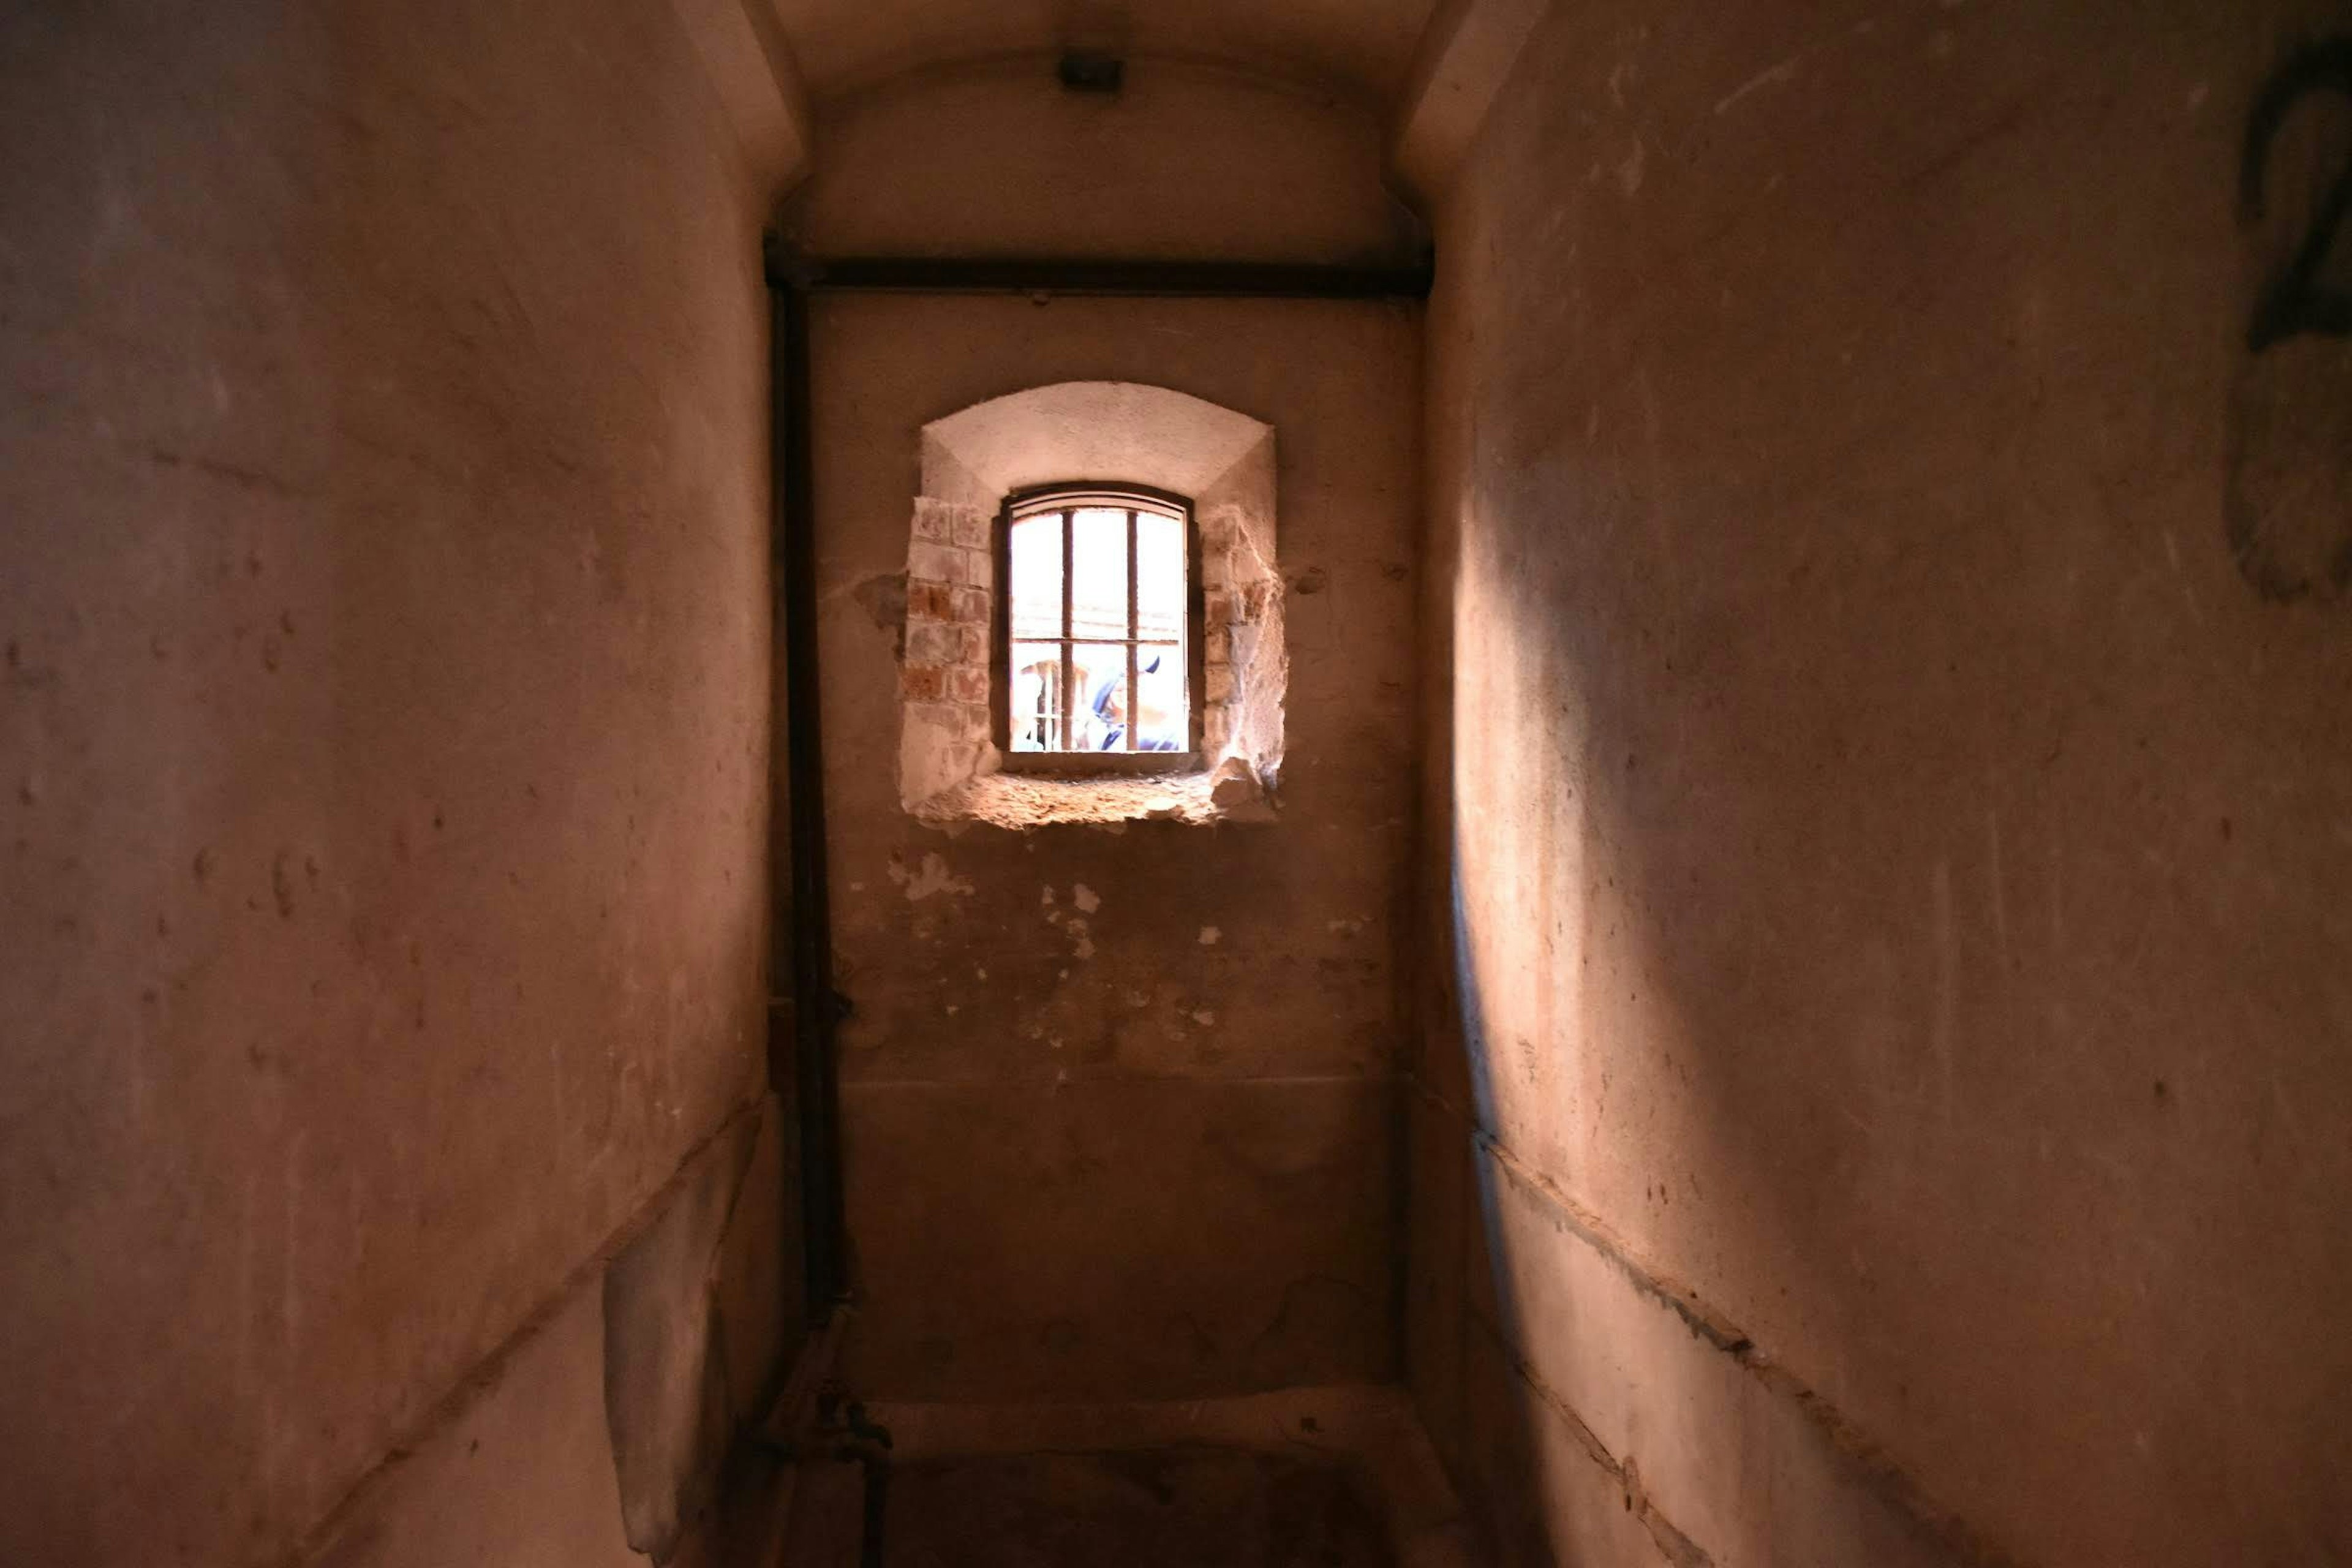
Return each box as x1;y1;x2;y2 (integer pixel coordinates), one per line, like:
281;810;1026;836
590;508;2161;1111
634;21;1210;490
1414;1078;2032;1568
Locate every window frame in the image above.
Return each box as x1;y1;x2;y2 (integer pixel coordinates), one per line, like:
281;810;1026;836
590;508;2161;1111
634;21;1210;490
992;480;1205;775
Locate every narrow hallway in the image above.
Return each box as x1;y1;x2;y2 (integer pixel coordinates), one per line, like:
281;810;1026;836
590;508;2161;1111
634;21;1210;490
4;4;2348;1567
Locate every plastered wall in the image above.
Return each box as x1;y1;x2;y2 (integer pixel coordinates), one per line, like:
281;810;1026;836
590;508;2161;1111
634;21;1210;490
778;55;1424;263
0;3;782;1564
787;57;1427;1403
809;292;1420;1400
1410;2;2352;1565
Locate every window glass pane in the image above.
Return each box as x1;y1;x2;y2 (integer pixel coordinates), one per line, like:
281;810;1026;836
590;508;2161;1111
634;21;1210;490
1071;642;1128;752
1133;646;1186;752
1008;642;1065;752
1068;508;1129;642
1134;510;1185;644
1008;512;1064;643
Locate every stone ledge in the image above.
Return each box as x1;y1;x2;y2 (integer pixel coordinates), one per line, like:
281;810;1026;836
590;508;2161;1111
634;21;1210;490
910;763;1276;829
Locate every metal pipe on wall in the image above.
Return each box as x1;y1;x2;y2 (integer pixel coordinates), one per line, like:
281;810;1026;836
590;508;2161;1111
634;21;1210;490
796;253;1434;300
767;233;847;1323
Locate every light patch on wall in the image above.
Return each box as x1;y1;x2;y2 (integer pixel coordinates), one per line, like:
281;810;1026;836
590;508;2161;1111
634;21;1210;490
889;851;974;901
1072;883;1101;914
1042;891;1097;959
1615;137;1645;195
896;382;1286;827
1199;925;1221;946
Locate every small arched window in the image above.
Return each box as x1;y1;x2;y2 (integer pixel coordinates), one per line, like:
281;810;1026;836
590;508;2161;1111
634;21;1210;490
995;483;1202;772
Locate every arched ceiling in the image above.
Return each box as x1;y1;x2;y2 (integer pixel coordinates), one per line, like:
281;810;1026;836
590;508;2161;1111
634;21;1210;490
673;0;1543;202
764;0;1441;104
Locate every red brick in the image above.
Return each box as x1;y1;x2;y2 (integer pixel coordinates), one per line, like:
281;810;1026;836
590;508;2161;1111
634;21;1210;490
948;665;990;704
907;581;954;622
900;663;946;701
949;586;990;624
908;541;977;586
906;622;962;664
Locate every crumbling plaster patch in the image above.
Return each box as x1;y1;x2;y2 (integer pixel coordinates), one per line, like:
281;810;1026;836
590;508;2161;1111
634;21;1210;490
888;850;974;902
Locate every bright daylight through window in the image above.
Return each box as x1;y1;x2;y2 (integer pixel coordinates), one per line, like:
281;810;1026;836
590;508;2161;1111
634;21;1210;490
1000;487;1196;766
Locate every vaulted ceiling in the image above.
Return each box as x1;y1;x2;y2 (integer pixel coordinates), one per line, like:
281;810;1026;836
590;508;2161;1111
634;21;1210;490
766;0;1443;104
675;0;1545;201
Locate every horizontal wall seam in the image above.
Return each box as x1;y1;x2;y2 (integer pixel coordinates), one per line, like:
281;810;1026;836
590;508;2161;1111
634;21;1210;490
769;251;1434;300
275;1091;772;1568
841;1072;1400;1090
1466;1309;1714;1568
1409;1074;2031;1568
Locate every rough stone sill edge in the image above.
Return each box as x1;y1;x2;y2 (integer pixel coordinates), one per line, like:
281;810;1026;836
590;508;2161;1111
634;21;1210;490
910;767;1278;830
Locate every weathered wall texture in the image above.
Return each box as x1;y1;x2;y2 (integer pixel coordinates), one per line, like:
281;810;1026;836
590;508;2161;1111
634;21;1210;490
1411;2;2352;1565
805;291;1420;1398
897;382;1287;821
310;1098;783;1568
0;3;782;1564
786;62;1424;1403
780;56;1427;264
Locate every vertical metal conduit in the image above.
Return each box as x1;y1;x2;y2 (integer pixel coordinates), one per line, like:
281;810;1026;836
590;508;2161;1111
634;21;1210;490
767;234;846;1321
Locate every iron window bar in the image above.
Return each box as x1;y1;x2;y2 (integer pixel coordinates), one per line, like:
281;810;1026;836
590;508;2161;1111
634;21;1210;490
996;482;1202;774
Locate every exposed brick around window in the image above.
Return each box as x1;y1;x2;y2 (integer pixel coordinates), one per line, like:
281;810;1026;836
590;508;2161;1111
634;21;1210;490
959;624;990;664
905;621;964;665
948;665;990;704
1204;589;1233;625
951;511;991;551
911;507;954;543
1204;666;1234;703
900;663;947;701
949;586;990;624
908;541;980;587
907;581;955;622
910;699;987;743
1203;627;1228;666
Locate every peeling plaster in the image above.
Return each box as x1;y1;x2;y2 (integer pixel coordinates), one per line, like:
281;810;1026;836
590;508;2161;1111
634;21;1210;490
890;852;974;901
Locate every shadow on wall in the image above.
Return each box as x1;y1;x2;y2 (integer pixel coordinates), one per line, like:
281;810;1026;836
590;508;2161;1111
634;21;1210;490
1434;848;1981;1568
1406;0;2352;1559
1419;536;2030;1565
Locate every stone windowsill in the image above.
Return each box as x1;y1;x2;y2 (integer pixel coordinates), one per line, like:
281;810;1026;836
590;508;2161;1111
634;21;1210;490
911;765;1275;829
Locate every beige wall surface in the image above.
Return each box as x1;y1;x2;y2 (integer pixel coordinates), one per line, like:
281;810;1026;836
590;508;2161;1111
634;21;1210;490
806;290;1420;1400
780;56;1427;265
1411;2;2352;1564
0;2;778;1564
786;59;1427;1403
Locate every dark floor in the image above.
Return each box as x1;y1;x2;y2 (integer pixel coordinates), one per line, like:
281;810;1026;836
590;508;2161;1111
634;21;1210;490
786;1446;1395;1567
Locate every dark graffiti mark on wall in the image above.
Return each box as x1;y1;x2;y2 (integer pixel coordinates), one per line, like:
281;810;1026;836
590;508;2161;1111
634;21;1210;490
2242;39;2352;352
2226;39;2352;603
